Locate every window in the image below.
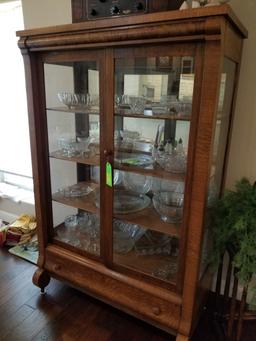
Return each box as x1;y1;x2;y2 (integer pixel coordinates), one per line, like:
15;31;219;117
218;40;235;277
0;1;32;192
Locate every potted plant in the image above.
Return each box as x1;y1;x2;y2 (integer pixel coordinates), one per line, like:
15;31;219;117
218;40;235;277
211;178;256;285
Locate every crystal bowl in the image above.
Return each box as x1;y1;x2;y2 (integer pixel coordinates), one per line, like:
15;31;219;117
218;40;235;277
113;220;145;254
123;172;152;195
153;192;184;223
57;92;91;109
126;96;146;113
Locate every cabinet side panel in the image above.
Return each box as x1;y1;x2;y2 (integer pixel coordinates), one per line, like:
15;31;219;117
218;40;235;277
22;52;53;267
178;40;223;337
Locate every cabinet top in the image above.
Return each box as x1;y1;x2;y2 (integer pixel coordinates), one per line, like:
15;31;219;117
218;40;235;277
17;4;247;51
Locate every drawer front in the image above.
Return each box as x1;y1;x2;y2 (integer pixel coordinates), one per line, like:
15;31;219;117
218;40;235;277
45;246;181;332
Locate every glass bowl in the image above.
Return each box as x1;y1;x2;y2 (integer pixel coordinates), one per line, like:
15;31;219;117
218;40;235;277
126;96;146;114
113;220;145;254
57;92;91;109
163;152;187;174
123;172;152;195
153;192;184;223
58;184;93;198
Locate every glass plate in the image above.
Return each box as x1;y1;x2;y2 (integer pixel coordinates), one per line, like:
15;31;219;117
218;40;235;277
94;190;151;214
114;190;151;214
115;154;153;168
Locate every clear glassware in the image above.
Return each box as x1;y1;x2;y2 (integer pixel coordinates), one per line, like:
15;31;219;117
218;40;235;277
153;191;184;223
113;220;145;254
58;184;93;198
127;96;146;114
152;262;178;281
122;172;152;195
164;151;187;174
152;178;185;195
57;92;91;109
134;231;172;256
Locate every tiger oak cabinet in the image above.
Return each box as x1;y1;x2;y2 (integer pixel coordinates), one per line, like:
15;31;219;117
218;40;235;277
17;5;247;340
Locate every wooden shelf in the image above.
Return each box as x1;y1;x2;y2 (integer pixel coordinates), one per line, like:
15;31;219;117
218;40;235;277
115;160;186;182
47;106;100;115
52;182;180;237
114;205;181;238
52;181;99;215
50;150;186;182
50;150;100;167
114;250;178;284
115;110;191;121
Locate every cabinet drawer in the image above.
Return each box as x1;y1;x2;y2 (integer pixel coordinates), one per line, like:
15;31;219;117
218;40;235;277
45;245;181;333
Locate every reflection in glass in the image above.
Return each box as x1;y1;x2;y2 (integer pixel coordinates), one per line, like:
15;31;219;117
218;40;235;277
200;58;237;279
44;60;101;256
113;54;194;283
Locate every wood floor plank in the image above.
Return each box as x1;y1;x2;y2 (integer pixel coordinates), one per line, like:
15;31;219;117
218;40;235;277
2;296;64;341
0;267;35;305
0;280;38;322
0;304;35;340
32;297;103;341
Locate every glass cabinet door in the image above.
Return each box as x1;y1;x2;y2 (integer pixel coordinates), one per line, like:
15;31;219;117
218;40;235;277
44;54;101;257
112;47;195;285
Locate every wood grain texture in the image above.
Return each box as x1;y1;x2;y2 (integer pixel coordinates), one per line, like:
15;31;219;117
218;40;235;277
45;245;181;333
21;52;53;267
17;5;247;38
178;40;223;337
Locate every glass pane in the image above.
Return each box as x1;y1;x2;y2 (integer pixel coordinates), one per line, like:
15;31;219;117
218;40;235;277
113;54;195;283
44;60;100;256
199;58;237;279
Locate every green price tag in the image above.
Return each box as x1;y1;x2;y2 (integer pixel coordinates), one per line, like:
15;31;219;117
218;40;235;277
106;162;113;187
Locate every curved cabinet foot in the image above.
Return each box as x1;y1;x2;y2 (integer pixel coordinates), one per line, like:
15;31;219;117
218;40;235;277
176;334;189;341
32;268;50;293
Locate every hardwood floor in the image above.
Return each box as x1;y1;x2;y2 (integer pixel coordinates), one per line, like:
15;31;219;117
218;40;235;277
0;248;255;341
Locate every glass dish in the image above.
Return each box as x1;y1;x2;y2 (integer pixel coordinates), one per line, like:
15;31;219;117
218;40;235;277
153;192;184;223
152;262;178;281
115;154;153;168
114;191;151;214
94;189;151;214
56;212;100;255
134;230;172;256
123;172;152;195
113;219;146;254
58;184;93;198
163;152;187;174
57;92;91;109
152;178;185;195
121;95;146;113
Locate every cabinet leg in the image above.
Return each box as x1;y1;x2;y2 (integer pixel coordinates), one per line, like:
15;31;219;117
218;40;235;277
176;333;189;341
32;268;50;293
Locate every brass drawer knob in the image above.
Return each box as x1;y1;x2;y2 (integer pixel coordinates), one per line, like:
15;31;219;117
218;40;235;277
152;307;161;316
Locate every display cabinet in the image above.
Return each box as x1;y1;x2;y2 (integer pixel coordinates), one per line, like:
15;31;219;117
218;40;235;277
17;5;247;340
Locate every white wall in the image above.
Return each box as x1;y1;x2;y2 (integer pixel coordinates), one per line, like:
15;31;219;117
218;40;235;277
21;0;71;28
226;0;256;188
0;0;72;221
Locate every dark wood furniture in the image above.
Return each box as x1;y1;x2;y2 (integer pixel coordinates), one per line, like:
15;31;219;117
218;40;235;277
17;5;247;340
